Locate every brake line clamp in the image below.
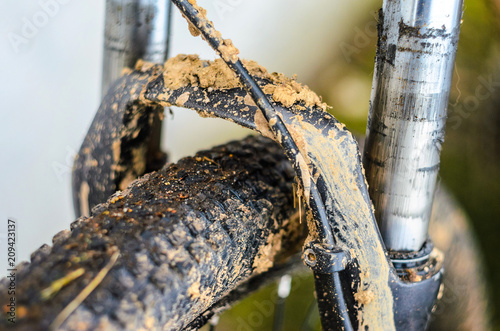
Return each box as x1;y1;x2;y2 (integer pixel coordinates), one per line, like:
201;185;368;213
302;242;349;274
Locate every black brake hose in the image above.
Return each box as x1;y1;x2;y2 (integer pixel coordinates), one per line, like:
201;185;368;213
169;1;353;330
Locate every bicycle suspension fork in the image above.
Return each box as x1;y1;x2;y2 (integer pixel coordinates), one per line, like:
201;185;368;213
305;0;465;328
362;0;464;325
73;0;173;216
364;0;464;253
143;0;462;328
76;0;464;328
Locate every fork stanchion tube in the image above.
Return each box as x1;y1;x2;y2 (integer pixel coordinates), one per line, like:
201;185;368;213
102;0;172;95
102;0;172;171
363;0;464;252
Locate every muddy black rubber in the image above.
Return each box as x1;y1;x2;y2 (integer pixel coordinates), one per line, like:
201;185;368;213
0;135;306;331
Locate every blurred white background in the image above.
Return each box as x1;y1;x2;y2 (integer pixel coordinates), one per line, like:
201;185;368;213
0;0;372;268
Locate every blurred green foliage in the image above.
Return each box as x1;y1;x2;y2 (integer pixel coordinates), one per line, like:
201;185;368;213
200;271;321;331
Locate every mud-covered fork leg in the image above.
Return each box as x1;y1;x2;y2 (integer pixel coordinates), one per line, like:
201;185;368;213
73;1;172;217
102;0;173;176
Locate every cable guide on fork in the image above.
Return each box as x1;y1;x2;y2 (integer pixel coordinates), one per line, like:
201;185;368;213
303;242;349;274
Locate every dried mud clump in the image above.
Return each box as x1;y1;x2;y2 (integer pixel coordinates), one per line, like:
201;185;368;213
162;54;327;111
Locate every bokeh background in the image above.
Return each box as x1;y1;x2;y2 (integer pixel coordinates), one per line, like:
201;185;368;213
1;0;499;329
